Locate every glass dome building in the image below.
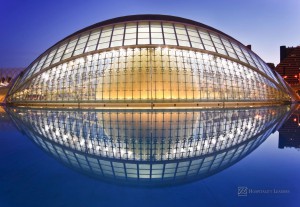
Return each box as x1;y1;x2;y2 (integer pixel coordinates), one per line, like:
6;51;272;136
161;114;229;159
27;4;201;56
6;15;295;106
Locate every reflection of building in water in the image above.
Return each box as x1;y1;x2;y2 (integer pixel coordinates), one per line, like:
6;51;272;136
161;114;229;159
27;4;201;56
0;106;17;130
278;105;300;149
7;106;289;185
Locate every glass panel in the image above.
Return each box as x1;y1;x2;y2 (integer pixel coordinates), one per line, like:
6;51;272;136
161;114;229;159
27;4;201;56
124;23;137;46
240;46;256;67
187;27;203;49
152;38;163;44
198;29;215;52
86;29;101;52
176;25;190;47
97;26;112;49
221;37;238;59
138;22;150;44
52;43;68;64
151;32;163;38
62;38;78;60
138;22;149;32
151;22;164;44
150;22;162;33
231;42;248;63
43;48;59;68
163;23;177;46
138;38;150;44
124;39;136;45
210;33;227;55
73;34;89;56
111;24;124;47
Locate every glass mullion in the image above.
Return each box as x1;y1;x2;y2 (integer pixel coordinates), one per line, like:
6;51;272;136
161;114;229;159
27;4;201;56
86;29;101;52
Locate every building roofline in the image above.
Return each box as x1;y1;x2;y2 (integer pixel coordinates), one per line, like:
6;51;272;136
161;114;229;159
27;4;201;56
58;14;242;46
19;14;246;78
14;14;260;94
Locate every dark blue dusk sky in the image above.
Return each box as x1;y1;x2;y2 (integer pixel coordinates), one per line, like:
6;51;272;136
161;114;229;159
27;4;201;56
0;0;299;68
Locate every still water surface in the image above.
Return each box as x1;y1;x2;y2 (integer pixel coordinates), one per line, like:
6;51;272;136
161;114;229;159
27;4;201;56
0;105;299;207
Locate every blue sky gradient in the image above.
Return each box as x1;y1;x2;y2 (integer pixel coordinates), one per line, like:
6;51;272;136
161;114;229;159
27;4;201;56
0;0;299;68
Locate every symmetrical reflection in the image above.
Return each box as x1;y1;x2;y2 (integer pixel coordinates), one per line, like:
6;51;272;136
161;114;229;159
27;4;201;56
0;106;16;130
278;105;300;149
7;105;290;185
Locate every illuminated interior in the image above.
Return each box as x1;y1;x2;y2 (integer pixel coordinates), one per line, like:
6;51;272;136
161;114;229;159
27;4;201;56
6;15;293;105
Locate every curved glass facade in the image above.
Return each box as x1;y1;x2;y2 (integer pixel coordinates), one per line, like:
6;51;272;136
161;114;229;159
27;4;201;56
7;105;290;185
6;15;293;105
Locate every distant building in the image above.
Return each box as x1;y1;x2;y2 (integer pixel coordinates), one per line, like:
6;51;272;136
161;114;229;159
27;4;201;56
0;68;24;103
275;46;300;85
266;63;275;70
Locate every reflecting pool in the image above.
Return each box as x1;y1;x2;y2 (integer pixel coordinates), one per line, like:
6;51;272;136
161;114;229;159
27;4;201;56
0;105;299;206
